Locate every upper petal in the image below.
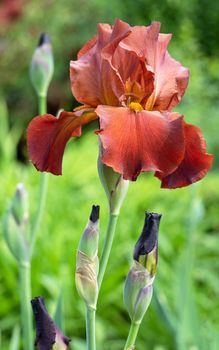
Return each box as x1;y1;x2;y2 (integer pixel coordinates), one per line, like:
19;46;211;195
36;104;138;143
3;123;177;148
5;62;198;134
27;110;97;175
120;22;189;111
70;19;131;107
96;105;185;181
156;122;213;188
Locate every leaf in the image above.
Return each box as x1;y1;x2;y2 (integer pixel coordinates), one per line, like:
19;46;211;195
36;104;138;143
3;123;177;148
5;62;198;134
9;325;20;350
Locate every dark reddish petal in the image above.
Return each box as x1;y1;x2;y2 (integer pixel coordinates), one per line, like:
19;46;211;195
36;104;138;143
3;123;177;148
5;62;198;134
70;19;131;107
120;22;189;110
77;35;97;59
27;110;97;175
96;105;185;181
156;123;213;188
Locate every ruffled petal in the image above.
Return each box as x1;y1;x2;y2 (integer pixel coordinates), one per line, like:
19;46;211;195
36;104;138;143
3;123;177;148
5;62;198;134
156;123;213;188
120;22;189;110
70;19;131;107
27;110;97;175
96;105;185;181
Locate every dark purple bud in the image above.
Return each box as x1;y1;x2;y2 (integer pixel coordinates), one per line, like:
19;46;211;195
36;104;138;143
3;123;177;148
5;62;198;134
31;296;70;350
134;212;161;261
38;33;51;47
89;205;100;223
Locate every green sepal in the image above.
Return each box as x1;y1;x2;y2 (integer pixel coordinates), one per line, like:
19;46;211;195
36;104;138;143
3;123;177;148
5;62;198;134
124;261;153;323
75;251;99;309
98;158;129;215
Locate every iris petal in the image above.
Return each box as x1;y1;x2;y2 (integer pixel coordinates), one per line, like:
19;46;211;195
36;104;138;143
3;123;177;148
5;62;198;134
155;122;213;188
27;110;97;175
96;105;185;181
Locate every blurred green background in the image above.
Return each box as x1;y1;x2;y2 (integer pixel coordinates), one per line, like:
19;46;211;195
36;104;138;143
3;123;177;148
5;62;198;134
0;0;219;349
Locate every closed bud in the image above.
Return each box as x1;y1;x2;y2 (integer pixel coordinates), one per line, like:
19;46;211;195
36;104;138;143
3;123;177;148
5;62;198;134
30;33;54;97
134;212;161;276
3;183;30;263
98;157;129;215
78;205;100;258
31;296;70;350
124;211;161;323
75;205;100;309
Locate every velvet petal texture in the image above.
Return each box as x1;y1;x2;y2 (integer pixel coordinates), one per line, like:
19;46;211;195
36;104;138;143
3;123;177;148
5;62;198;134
120;22;189;111
27;110;97;175
156;123;213;188
96;105;185;181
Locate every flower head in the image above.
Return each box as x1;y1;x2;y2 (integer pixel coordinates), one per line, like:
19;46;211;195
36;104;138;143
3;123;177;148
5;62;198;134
27;19;213;188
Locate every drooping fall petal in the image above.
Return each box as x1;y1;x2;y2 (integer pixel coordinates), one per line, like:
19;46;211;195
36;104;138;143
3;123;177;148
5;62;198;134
96;105;185;181
120;22;189;111
27;110;97;175
70;19;131;107
155;123;213;188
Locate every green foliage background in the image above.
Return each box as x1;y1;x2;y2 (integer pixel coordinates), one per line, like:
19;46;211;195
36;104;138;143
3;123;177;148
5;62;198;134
0;0;219;349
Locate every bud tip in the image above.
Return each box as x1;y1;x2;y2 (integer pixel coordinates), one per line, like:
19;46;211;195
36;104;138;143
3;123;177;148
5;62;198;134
89;205;100;223
38;32;51;47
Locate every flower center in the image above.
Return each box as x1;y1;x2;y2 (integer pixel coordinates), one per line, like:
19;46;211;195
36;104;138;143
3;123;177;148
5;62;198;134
129;102;143;112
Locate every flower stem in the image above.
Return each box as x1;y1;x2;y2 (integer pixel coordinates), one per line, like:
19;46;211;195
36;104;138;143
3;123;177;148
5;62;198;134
124;322;140;350
98;213;119;288
19;262;33;350
30;95;48;257
86;306;96;350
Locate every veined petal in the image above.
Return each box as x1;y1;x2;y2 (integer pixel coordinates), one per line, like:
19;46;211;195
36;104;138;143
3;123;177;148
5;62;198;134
70;19;131;107
155;123;213;188
27;110;97;175
120;22;189;110
96;106;185;181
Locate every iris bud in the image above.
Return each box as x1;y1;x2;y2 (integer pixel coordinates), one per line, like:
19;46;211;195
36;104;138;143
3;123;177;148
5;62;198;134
98;158;129;215
30;33;54;97
124;212;161;323
75;205;100;309
31;296;70;350
3;183;30;264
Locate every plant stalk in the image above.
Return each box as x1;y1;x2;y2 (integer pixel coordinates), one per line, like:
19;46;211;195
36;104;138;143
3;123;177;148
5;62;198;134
86;306;96;350
30;95;48;257
19;262;33;350
98;213;119;288
124;322;140;350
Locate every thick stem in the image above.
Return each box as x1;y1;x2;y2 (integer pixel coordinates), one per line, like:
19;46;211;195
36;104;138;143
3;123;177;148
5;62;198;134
86;306;96;350
124;322;140;350
98;213;119;288
30;95;48;257
19;263;33;350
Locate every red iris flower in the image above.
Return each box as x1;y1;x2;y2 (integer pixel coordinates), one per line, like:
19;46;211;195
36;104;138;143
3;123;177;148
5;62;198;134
27;19;213;188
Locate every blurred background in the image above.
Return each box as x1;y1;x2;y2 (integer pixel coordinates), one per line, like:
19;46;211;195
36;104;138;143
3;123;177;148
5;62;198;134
0;0;219;349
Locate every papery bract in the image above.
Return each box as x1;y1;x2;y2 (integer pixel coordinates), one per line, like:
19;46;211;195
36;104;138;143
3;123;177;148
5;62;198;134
27;19;213;189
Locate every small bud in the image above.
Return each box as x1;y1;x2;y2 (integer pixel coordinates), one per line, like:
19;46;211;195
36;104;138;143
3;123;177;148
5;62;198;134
75;205;100;309
124;211;162;323
78;205;100;258
98;158;129;215
3;183;30;263
134;212;161;276
30;33;54;97
31;296;70;350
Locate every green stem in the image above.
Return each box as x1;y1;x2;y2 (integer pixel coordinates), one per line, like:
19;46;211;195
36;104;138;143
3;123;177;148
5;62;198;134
98;213;119;288
124;322;140;350
30;95;48;257
19;263;33;350
86;306;96;350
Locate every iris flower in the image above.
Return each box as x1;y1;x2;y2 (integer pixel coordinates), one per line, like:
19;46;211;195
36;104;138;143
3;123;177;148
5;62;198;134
27;19;213;188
